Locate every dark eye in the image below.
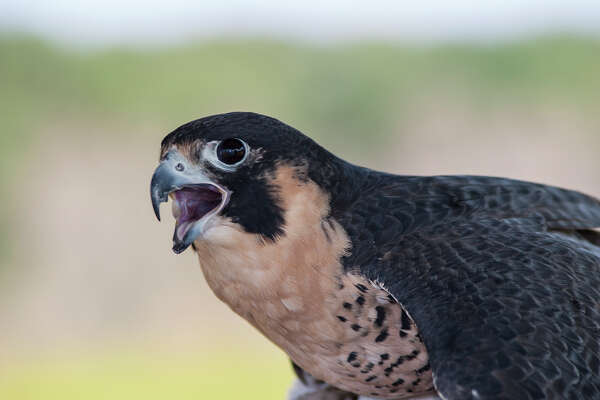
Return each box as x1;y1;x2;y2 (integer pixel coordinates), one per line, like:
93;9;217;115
216;138;247;165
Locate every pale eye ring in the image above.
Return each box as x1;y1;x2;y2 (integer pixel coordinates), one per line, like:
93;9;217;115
205;138;249;171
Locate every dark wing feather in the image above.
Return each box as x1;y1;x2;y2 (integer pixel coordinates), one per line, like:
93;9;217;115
373;175;600;233
340;174;600;400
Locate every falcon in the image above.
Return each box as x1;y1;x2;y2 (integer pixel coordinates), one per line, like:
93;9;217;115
150;112;600;400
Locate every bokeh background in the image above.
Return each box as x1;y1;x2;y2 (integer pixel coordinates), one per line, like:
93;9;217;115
1;1;599;399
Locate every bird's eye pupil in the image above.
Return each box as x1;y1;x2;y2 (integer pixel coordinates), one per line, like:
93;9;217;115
217;138;246;165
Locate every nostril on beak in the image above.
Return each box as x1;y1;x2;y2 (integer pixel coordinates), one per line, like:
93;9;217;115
175;163;185;172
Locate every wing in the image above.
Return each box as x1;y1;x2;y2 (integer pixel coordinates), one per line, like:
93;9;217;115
387;222;600;400
340;175;600;399
368;174;600;234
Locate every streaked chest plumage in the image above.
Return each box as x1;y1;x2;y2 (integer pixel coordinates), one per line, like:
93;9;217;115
296;274;435;399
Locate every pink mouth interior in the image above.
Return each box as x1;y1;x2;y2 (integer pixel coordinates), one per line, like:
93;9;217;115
174;185;223;240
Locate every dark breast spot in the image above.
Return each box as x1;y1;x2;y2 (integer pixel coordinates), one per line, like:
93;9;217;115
347;352;357;363
356;295;365;306
407;350;420;360
392;378;405;386
401;310;412;330
360;362;374;374
416;363;431;374
355;283;369;293
392;356;405;367
374;306;386;327
337;315;347;322
375;328;389;343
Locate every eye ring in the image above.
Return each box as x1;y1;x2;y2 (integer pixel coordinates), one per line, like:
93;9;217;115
208;138;249;171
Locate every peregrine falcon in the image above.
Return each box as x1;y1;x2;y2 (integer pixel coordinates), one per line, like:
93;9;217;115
150;112;600;400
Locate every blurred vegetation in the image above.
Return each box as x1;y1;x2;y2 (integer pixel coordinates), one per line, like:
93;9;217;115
0;348;293;400
2;34;600;151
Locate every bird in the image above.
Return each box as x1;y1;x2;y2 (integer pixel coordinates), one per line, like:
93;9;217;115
150;111;600;400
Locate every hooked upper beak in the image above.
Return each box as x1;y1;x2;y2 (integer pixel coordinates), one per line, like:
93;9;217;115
150;161;174;222
150;151;229;253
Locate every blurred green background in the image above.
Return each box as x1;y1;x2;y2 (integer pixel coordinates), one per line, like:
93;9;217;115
1;3;600;399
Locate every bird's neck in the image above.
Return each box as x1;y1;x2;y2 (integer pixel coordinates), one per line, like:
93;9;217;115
192;165;351;332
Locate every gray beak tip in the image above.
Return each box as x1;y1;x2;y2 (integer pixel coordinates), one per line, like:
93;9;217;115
172;242;188;254
152;199;162;221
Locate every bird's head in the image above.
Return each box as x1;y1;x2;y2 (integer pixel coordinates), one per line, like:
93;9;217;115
150;112;354;254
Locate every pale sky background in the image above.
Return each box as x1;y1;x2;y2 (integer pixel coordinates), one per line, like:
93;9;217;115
2;0;600;47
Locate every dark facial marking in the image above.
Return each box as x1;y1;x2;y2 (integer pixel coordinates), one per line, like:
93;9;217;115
399;330;408;338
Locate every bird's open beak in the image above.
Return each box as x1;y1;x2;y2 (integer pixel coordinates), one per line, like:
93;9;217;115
150;151;230;253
